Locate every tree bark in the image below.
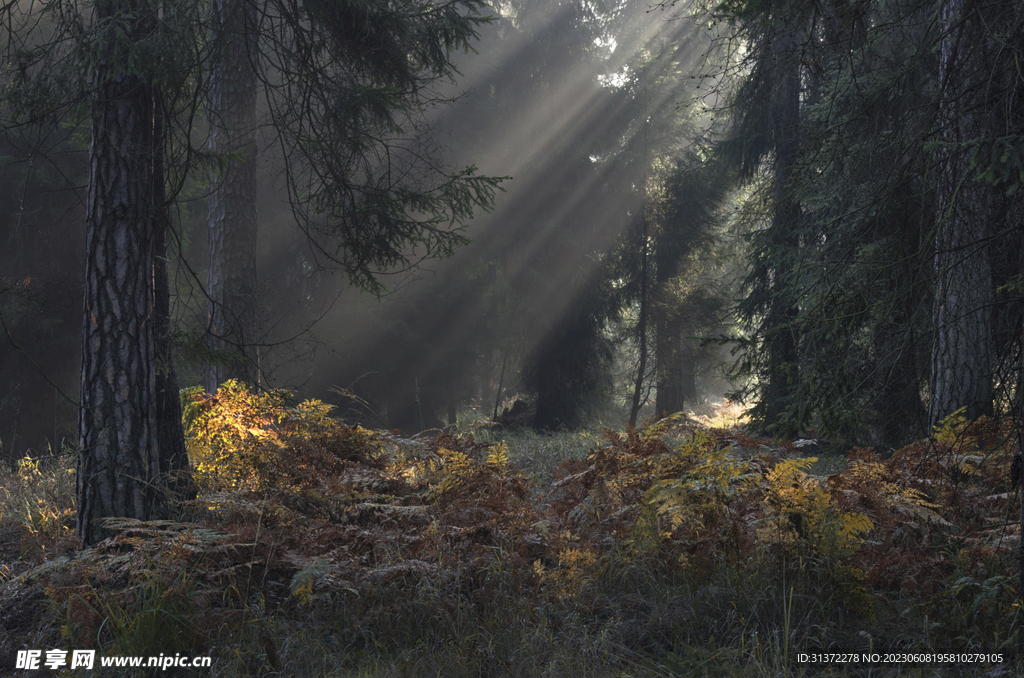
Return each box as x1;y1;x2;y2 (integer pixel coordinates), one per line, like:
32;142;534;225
929;0;995;427
205;0;259;393
77;0;167;544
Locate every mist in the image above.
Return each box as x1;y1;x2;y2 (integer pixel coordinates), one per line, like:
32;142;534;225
0;0;737;455
246;0;732;432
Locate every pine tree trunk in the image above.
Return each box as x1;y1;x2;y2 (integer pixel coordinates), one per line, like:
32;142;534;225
205;0;259;393
929;0;995;427
77;0;166;544
653;211;683;417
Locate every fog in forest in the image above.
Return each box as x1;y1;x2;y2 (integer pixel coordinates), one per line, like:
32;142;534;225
3;0;1022;456
1;0;736;454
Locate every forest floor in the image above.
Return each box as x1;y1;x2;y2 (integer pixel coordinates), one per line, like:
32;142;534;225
0;395;1020;677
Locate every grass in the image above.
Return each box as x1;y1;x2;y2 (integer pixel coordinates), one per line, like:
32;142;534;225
471;424;602;486
0;402;1019;677
0;446;76;541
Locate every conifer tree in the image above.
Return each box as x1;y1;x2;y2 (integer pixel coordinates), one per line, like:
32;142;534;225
204;0;260;393
928;0;1001;426
1;0;501;542
715;0;812;438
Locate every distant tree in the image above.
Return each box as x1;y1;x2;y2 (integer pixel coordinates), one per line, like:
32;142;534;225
716;0;810;438
525;282;617;430
608;147;731;425
204;0;260;393
652;155;731;416
454;0;621;430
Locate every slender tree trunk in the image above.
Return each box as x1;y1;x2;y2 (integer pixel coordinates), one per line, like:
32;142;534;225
629;219;649;425
446;374;457;428
655;315;684;415
653;218;685;416
653;240;686;416
205;0;259;393
651;150;682;419
493;348;508;421
929;0;995;427
77;0;166;544
152;100;191;492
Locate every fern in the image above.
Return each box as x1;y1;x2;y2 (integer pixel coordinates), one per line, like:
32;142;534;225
645;430;758;532
761;458;873;559
933;406;969;446
485;442;511;474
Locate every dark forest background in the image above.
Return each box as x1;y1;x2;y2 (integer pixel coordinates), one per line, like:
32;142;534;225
2;0;1022;458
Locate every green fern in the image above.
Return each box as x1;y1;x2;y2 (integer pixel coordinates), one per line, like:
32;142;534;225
645;431;758;532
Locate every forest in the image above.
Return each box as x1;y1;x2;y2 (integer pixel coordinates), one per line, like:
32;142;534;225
1;0;1023;674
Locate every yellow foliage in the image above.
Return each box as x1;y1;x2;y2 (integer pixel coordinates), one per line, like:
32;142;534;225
292;577;315;607
426;447;476;501
485;442;511;473
761;458;873;559
533;547;598;599
645;430;758;532
933;407;968;446
843;459;950;526
181;380;381;493
182;381;293;491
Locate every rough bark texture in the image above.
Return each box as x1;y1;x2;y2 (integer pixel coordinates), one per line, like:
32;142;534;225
205;0;259;394
77;0;164;545
929;0;995;426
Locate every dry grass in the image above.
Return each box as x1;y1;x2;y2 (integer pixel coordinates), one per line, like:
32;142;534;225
0;401;1018;677
0;449;76;542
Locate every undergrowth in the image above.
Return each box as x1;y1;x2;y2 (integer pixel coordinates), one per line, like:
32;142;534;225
0;391;1020;677
0;447;76;550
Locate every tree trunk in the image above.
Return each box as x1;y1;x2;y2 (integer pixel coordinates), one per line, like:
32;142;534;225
205;0;259;393
445;373;457;427
762;28;802;437
680;341;697;403
628;218;649;425
655;306;685;416
152;100;191;493
77;0;167;544
929;0;995;427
